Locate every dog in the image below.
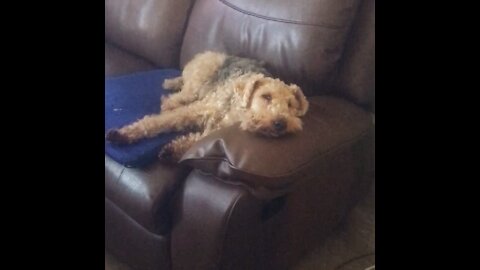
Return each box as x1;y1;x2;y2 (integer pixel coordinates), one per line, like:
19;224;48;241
106;51;309;162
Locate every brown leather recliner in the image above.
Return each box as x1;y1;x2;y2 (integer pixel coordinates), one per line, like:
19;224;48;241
105;0;375;269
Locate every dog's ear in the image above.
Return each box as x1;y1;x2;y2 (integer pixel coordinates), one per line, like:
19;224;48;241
289;84;309;116
237;74;265;108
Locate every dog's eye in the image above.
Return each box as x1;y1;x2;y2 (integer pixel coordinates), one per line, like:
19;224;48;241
262;94;272;101
288;101;292;108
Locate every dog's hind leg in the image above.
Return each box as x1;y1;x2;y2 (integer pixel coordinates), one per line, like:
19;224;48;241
158;131;205;162
106;103;209;144
160;52;226;111
161;84;211;111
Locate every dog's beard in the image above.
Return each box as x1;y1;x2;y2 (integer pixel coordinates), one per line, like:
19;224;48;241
257;127;286;137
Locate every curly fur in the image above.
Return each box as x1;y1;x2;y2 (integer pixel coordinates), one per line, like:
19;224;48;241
106;51;309;162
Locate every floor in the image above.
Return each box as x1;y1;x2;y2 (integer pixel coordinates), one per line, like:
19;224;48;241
106;182;375;270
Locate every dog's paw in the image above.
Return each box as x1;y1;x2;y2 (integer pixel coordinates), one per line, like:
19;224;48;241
105;129;130;144
158;146;179;164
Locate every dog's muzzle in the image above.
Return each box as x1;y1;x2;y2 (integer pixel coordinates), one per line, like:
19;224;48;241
273;119;287;133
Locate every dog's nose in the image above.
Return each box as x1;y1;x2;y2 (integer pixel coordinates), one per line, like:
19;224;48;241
273;119;287;132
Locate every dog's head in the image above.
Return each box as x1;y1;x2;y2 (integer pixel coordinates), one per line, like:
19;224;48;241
236;73;309;137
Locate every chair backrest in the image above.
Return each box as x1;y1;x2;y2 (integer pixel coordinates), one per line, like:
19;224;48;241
180;0;374;112
105;0;375;111
333;0;375;111
105;0;195;68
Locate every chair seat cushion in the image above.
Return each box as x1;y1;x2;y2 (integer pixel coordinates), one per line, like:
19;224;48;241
105;69;182;167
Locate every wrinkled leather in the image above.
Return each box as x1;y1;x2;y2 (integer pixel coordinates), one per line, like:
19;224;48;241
105;198;171;270
180;0;362;96
180;96;373;199
172;147;374;270
105;155;190;234
333;0;375;111
105;42;155;77
105;0;195;68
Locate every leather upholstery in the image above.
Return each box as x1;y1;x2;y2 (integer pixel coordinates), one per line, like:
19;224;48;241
180;96;374;199
180;0;362;96
258;143;373;270
105;0;195;68
105;42;156;77
171;170;263;270
333;0;375;111
105;155;190;234
105;198;171;270
172;145;373;270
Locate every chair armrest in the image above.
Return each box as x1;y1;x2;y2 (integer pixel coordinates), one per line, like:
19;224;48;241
170;170;263;270
179;96;374;199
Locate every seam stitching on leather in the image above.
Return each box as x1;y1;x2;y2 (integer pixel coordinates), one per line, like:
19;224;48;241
182;125;372;179
219;0;345;29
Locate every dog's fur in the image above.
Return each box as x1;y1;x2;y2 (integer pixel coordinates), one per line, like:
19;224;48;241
106;51;309;162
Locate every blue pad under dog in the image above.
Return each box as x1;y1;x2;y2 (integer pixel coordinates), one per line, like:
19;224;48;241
105;69;182;167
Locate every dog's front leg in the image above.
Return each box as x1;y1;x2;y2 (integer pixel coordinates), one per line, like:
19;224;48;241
106;104;208;144
158;132;205;162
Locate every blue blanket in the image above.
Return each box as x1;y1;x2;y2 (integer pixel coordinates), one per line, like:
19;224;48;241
105;69;182;167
